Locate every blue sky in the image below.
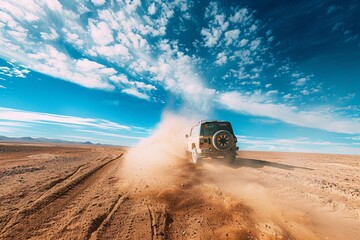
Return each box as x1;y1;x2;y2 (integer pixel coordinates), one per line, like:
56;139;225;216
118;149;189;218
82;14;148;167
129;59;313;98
0;0;359;154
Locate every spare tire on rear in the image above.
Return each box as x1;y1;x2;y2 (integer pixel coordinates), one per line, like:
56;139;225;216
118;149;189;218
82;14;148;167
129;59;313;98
212;130;234;151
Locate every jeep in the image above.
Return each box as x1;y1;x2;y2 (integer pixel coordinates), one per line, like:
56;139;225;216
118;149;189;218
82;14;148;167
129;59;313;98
185;120;238;164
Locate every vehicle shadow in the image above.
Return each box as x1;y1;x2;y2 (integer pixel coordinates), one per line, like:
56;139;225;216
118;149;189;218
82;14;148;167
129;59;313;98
209;157;314;171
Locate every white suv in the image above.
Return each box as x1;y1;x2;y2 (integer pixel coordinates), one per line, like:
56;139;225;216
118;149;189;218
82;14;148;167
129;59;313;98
185;120;238;164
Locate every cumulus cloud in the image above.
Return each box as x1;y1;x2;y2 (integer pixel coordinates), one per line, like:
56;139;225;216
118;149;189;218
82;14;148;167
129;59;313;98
215;52;227;65
294;77;308;86
148;2;156;15
109;73;156;99
109;74;130;84
0;64;30;78
89;21;114;45
201;1;229;48
150;40;216;113
224;29;240;46
43;0;62;12
40;28;59;41
94;44;131;59
301;90;309;95
91;0;106;7
0;0;207;103
250;38;261;51
217;91;360;134
229;8;249;23
0;0;357;138
122;88;150;100
26;46;116;90
265;90;278;96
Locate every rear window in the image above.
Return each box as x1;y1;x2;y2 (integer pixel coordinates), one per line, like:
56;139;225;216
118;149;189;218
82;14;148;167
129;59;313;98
200;122;234;136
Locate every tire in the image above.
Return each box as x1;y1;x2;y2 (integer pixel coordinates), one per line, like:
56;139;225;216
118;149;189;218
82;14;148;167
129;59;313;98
191;148;200;165
212;130;234;151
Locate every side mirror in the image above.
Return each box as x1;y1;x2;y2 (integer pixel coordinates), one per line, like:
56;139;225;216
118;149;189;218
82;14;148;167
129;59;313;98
185;134;189;138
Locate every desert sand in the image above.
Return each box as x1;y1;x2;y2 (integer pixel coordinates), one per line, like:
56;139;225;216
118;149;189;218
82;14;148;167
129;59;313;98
0;142;359;240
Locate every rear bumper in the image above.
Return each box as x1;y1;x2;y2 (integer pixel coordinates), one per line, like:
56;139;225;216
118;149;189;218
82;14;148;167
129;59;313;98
196;147;238;158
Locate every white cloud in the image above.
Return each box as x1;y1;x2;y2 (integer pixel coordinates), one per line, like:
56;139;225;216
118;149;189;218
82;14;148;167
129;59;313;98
0;126;14;132
265;90;278;96
229;8;249;23
217;91;360;134
134;81;157;91
77;129;144;140
249;24;257;32
109;73;156;99
150;40;216;113
294;77;308;86
0;64;30;78
148;2;156;15
292;72;300;78
0;121;27;127
75;59;116;75
283;93;293;99
94;44;131;59
0;10;29;42
265;83;272;88
43;0;62;12
238;39;248;47
201;2;229;48
110;74;130;84
122;88;150;100
91;0;106;6
40;28;59;41
126;32;148;49
0;107;132;130
89;21;114;45
0;84;6;89
124;0;141;14
129;59;149;73
26;46;116;90
0;0;195;101
224;29;240;46
215;52;227;65
236;135;360;154
201;27;221;48
62;29;83;47
301;90;309;95
250;38;261;51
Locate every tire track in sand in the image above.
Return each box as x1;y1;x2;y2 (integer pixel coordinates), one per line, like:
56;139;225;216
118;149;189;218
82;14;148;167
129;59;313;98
0;153;123;239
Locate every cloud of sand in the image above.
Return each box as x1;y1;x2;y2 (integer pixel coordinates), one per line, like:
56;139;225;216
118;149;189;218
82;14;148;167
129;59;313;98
121;112;195;188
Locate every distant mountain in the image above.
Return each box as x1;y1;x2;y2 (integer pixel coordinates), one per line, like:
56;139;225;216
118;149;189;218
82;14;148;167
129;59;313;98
0;135;97;145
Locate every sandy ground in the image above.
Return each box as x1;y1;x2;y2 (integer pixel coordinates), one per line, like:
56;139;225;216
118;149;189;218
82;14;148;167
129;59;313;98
0;143;359;240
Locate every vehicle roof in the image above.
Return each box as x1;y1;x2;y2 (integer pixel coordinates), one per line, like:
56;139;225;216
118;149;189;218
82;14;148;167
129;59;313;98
192;120;230;127
199;120;229;123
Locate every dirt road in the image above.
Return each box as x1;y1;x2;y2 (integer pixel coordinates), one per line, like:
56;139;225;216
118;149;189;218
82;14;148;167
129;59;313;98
0;143;359;239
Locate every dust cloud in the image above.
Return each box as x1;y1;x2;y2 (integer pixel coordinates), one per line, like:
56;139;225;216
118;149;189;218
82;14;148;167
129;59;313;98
121;112;195;189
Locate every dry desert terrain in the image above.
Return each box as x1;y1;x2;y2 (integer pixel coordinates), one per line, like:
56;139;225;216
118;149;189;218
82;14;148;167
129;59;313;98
0;143;359;240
